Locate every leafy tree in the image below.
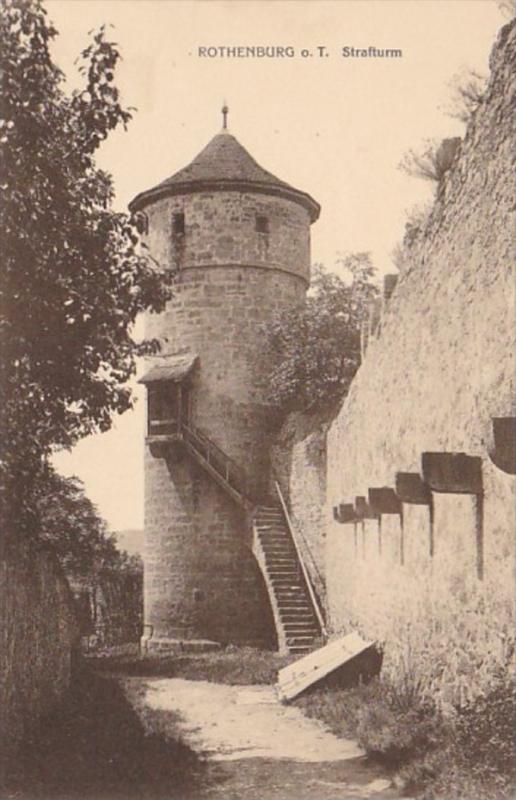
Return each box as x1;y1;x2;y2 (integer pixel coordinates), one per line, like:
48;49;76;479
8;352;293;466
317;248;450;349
34;465;141;580
398;137;461;184
33;464;143;644
0;0;172;540
263;254;378;414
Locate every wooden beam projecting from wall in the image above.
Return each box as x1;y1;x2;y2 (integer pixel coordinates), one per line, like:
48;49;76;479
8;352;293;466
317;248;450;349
489;417;516;475
421;451;484;580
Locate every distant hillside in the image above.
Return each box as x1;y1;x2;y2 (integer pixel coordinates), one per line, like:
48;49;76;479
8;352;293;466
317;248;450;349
113;529;144;557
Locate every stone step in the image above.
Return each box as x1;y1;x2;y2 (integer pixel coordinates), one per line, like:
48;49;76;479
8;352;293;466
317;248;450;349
267;565;298;573
268;570;299;579
261;543;293;551
263;552;295;561
283;624;319;633
275;593;307;602
270;575;304;595
258;533;294;554
279;611;315;621
256;520;286;526
288;646;312;655
259;539;290;548
258;533;294;553
286;636;316;646
274;586;311;600
264;556;297;564
281;620;317;629
258;528;288;535
255;521;285;529
266;564;298;573
263;552;294;560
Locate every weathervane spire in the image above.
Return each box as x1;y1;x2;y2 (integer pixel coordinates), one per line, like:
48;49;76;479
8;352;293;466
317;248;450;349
222;102;229;130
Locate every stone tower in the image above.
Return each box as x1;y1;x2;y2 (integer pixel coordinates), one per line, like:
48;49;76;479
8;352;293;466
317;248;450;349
130;111;320;652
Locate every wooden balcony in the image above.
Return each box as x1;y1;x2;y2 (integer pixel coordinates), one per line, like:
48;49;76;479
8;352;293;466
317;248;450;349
145;418;183;456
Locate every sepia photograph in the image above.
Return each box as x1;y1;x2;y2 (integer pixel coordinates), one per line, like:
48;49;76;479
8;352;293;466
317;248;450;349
1;0;515;798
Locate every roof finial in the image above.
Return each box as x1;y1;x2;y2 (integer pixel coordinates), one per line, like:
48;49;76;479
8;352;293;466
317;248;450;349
222;102;229;130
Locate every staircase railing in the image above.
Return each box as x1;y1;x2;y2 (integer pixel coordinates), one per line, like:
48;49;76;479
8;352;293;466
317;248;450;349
182;421;253;507
274;481;327;638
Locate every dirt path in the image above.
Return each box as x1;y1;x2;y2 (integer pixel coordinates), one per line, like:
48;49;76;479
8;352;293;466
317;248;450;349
125;676;403;800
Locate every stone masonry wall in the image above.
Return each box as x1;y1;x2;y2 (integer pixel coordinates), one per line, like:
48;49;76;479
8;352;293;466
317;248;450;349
0;544;78;770
144;447;276;647
278;22;515;708
146;190;311;284
323;21;515;709
146;265;305;496
141;185;312;648
271;411;331;615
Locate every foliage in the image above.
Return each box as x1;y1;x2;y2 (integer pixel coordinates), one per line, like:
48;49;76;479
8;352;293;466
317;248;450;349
390;201;434;271
295;675;441;770
355;693;439;768
399;137;461;183
445;69;486;124
295;668;515;799
497;0;516;19
263;254;378;414
0;0;172;539
35;465;141;580
452;676;516;790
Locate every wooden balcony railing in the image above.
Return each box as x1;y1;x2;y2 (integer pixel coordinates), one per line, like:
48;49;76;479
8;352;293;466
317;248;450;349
148;417;181;437
182;422;253;508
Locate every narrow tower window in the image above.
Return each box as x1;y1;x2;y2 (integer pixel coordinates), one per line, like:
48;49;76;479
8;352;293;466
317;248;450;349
255;215;269;234
172;212;185;236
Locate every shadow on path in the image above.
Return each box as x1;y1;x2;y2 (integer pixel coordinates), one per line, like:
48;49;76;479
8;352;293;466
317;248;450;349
2;665;215;800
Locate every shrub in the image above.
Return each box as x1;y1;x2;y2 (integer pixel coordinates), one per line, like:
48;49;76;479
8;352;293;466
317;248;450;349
399;138;461;184
262;256;378;414
452;677;516;791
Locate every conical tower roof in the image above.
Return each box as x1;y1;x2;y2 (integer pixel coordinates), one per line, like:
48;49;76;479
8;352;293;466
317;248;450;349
130;129;320;222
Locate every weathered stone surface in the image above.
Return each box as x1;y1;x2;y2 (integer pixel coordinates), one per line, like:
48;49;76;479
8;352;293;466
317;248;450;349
0;545;78;767
323;21;516;709
278;21;516;710
138;141;317;648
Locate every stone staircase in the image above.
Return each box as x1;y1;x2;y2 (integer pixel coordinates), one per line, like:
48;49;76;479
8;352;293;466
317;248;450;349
153;421;325;655
252;505;322;656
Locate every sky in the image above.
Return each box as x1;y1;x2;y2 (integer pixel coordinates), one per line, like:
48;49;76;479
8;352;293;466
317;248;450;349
48;0;506;531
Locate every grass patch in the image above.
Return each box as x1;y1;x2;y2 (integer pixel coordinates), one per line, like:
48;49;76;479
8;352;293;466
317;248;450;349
293;673;516;799
88;644;295;685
